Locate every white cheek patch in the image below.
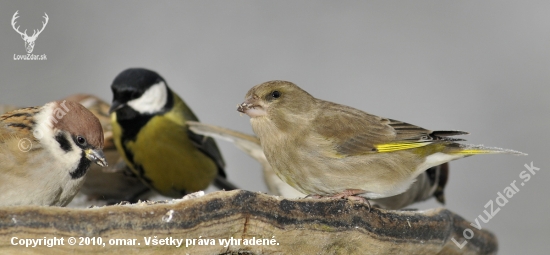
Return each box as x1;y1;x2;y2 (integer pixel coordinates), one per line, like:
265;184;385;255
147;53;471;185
33;103;82;173
127;82;168;114
32;103;56;141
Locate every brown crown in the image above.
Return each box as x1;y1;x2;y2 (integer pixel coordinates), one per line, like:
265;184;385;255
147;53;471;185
50;100;104;149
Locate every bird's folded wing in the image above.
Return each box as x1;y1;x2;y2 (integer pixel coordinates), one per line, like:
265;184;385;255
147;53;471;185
0;106;40;139
313;102;467;156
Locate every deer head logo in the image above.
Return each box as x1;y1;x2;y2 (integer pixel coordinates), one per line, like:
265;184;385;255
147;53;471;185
11;11;49;54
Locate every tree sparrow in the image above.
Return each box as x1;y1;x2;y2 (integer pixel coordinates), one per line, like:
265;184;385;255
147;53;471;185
63;94;151;203
0;100;107;206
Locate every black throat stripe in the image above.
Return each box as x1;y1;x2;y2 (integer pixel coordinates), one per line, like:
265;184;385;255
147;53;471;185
70;151;90;179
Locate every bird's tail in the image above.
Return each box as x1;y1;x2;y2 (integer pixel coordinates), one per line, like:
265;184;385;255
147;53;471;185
432;162;449;205
213;175;239;191
447;143;527;156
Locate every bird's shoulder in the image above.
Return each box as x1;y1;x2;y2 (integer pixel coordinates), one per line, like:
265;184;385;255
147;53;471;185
0;108;43;166
0;106;41;141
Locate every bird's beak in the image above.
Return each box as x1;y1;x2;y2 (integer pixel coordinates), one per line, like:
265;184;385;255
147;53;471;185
109;101;124;114
86;148;108;167
237;97;266;117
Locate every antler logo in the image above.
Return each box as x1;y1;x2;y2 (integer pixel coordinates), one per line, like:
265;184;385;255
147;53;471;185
11;10;49;54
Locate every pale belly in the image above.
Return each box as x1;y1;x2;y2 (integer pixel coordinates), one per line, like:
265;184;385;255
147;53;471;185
267;149;461;199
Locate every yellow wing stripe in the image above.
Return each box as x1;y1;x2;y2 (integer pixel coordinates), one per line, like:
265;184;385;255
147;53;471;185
375;142;433;153
452;149;497;155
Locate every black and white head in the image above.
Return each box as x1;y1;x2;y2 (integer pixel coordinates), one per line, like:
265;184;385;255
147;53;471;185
109;68;173;120
34;100;107;179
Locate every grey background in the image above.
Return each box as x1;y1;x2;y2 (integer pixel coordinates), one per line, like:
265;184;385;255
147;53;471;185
1;1;548;254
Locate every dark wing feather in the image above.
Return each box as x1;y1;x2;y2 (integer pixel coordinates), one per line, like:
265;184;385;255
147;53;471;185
186;128;226;173
179;100;237;190
171;91;238;190
387;119;432;141
175;96;226;172
387;119;467;141
186;130;240;190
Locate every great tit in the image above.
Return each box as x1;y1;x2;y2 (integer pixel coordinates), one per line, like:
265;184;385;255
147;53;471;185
109;68;237;198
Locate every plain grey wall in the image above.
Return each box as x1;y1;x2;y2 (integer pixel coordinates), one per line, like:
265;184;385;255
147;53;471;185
1;1;548;254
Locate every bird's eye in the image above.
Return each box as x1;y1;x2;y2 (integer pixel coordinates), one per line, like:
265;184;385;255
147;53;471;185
271;91;281;98
76;136;87;145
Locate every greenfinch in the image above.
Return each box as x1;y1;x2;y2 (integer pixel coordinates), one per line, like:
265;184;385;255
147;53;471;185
237;80;525;204
110;68;237;198
188;121;449;209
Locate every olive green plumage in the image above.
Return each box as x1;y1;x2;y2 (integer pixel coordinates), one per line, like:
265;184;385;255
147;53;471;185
110;68;236;197
238;80;525;200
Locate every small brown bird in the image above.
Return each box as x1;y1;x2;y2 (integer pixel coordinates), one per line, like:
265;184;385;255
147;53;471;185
188;121;449;209
63;94;150;203
0;100;107;206
237;80;525;205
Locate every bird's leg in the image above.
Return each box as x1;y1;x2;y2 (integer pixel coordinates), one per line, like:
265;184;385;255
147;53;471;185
330;189;371;210
344;195;372;211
